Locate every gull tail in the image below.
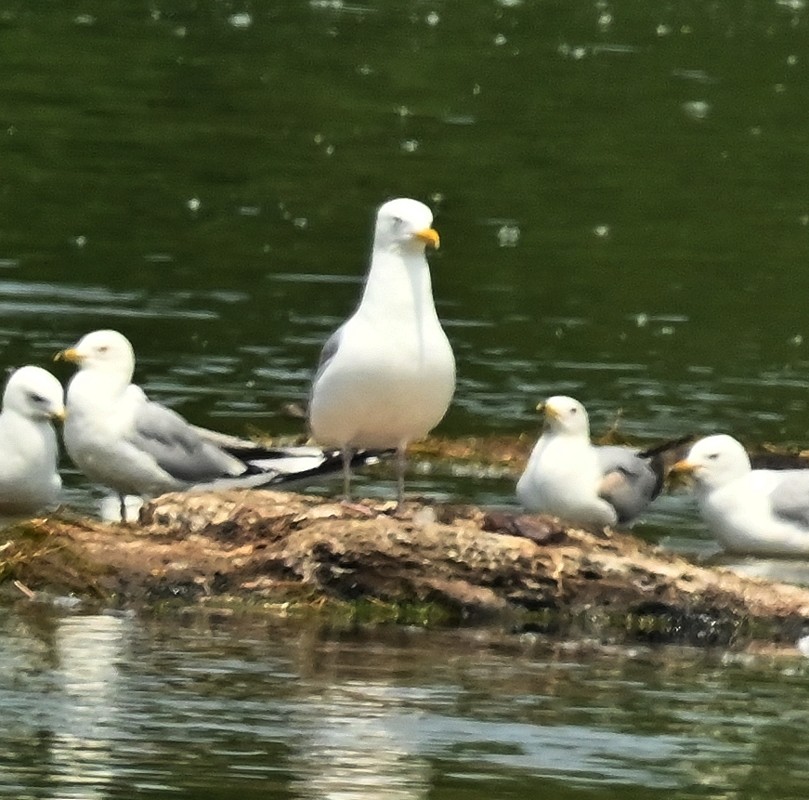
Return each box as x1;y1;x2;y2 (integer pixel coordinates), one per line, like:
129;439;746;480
637;434;696;495
192;424;393;484
191;445;393;492
243;446;393;488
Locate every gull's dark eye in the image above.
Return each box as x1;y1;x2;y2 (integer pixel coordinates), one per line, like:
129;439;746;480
97;346;109;354
707;453;719;460
28;392;45;404
570;407;578;414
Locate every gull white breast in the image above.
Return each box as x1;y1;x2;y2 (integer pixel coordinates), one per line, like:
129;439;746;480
308;197;456;506
58;329;382;521
674;434;809;556
517;395;671;528
0;365;65;516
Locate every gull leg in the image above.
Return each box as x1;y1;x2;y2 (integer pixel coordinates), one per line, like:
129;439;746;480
395;445;407;509
337;447;380;517
119;493;128;523
341;448;353;502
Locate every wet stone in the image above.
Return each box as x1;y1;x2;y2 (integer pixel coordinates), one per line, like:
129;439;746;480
2;488;809;647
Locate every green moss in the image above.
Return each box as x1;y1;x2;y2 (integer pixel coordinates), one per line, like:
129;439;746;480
129;584;461;630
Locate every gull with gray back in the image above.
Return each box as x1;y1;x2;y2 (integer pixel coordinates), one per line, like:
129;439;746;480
308;197;456;508
673;433;809;556
57;329;378;521
517;395;686;528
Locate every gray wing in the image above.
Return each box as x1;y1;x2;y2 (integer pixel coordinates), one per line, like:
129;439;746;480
596;445;660;524
768;471;809;530
127;399;245;484
191;425;259;450
312;325;344;388
307;325;345;425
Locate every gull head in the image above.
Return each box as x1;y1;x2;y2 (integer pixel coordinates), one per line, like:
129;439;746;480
671;434;752;489
373;197;440;254
55;329;136;380
4;366;66;422
538;395;590;437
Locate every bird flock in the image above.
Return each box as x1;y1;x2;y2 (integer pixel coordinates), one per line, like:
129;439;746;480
2;197;805;556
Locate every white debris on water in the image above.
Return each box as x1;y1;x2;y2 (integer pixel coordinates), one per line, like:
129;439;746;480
497;224;520;248
228;12;253;28
681;100;711;121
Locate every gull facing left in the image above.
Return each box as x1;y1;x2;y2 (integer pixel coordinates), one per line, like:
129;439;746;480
517;395;678;528
673;434;809;556
57;329;376;521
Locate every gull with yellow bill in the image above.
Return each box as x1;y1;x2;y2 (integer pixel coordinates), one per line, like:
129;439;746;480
308;197;456;508
517;395;686;528
56;329;378;521
0;365;65;517
673;434;809;556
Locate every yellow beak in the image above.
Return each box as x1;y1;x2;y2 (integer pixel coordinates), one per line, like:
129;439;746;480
54;348;82;364
670;459;696;475
537;402;560;420
415;228;440;249
50;408;67;423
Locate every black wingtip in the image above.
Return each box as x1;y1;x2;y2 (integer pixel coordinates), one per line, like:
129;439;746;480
636;434;695;460
259;448;395;487
637;435;696;498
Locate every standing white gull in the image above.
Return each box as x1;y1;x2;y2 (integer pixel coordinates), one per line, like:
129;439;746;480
57;329;377;521
308;197;456;507
517;395;682;528
673;434;809;556
0;365;64;516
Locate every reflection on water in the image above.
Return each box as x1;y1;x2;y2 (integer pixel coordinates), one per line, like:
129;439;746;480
48;615;129;799
3;611;809;799
290;682;432;799
2;613;131;798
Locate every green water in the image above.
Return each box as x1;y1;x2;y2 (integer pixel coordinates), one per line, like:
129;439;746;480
4;0;809;451
3;610;809;800
3;2;809;795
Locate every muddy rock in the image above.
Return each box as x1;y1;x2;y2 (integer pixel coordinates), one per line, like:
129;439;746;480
2;488;808;646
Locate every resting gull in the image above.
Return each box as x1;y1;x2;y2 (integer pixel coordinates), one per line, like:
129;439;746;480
308;197;456;507
57;329;377;521
517;395;685;528
0;365;64;516
673;434;809;556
